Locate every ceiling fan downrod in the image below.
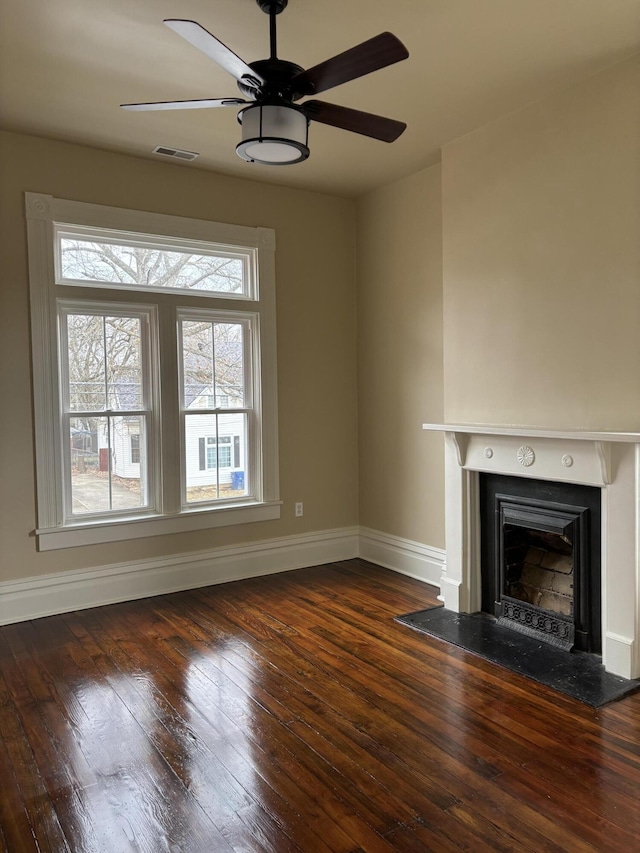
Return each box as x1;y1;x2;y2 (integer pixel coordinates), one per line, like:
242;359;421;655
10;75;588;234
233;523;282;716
256;0;288;60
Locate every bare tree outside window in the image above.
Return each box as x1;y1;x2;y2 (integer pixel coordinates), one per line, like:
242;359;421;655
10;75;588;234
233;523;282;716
60;238;245;294
181;320;245;409
67;314;142;413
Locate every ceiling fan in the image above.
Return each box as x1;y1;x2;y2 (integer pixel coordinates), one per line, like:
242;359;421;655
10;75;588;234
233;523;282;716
121;0;409;165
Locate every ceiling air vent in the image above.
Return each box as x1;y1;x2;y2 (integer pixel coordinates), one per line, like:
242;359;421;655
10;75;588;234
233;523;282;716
152;145;199;161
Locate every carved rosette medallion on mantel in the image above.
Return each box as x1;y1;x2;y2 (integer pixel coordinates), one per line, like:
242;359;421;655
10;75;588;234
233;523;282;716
517;445;535;467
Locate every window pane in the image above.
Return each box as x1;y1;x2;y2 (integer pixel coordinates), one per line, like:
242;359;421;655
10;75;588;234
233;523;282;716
66;313;143;412
184;413;247;503
219;413;248;496
182;321;214;409
105;316;143;410
185;414;219;502
60;238;246;295
67;314;106;411
217;437;232;468
206;437;217;469
181;320;245;410
214;323;245;407
70;416;108;513
111;416;147;509
69;416;147;514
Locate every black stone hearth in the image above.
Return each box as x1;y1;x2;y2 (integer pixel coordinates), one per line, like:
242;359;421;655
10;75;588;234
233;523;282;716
396;607;640;707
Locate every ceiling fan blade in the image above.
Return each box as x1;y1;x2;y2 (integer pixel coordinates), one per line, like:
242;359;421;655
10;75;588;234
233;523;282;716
292;32;408;97
164;19;264;88
302;100;406;142
121;97;247;112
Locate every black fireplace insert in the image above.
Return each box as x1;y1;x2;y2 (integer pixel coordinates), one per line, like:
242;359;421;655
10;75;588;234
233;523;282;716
480;474;601;654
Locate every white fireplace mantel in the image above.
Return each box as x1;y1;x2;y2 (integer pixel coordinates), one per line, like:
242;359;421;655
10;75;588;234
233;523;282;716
422;423;640;679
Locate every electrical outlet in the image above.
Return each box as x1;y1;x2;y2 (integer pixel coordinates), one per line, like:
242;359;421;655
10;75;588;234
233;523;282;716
295;502;304;517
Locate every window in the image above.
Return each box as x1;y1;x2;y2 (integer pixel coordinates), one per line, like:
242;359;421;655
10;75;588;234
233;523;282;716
57;229;252;297
59;303;152;516
179;311;251;504
205;437;232;469
26;193;280;550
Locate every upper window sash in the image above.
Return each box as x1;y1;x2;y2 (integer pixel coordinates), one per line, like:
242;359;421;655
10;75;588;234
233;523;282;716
53;224;258;300
177;307;257;414
57;300;156;416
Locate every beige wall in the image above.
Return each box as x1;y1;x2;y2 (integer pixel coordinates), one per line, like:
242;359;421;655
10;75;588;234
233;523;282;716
0;130;358;582
2;51;637;587
356;165;445;549
442;55;640;429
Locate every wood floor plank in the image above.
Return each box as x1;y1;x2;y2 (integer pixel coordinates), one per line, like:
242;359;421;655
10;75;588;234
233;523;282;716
65;606;333;853
129;592;410;850
0;651;71;852
1;560;640;852
0;699;41;853
0;628;127;853
187;587;583;852
10;616;234;853
280;613;598;850
196;568;616;849
184;588;568;848
115;599;404;852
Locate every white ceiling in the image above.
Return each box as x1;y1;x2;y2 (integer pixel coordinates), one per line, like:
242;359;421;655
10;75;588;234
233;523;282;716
1;0;639;198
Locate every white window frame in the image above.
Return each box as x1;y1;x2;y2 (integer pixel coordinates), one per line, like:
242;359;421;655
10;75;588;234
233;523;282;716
26;193;280;551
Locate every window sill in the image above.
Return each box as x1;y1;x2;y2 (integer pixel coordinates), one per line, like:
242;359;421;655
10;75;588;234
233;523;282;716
35;501;282;551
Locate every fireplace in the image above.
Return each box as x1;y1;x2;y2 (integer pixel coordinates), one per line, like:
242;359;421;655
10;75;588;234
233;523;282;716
422;423;640;679
479;474;601;653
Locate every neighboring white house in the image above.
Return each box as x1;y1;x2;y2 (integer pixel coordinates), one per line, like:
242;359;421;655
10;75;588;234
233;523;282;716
183;386;246;491
91;385;247;495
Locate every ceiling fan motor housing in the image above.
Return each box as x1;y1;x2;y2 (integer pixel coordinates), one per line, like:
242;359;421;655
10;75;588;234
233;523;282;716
239;58;306;101
256;0;288;14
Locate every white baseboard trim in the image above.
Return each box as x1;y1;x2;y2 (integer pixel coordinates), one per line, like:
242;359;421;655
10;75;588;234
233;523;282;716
604;632;637;680
439;575;463;610
359;527;444;588
0;526;359;626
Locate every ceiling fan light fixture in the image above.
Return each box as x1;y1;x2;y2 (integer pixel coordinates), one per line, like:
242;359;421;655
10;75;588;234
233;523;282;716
236;103;309;165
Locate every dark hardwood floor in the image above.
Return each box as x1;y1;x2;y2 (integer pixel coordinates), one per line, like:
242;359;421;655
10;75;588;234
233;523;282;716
1;560;640;852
